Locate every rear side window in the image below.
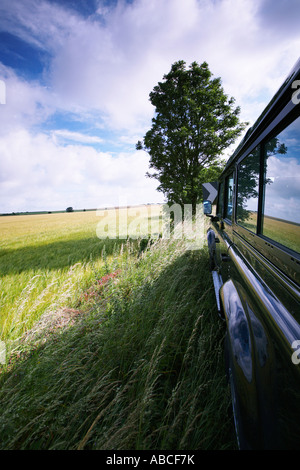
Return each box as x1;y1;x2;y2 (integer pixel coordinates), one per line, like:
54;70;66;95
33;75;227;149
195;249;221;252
236;146;260;232
262;116;300;253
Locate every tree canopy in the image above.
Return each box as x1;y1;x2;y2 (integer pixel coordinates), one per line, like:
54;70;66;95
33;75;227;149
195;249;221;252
136;60;248;214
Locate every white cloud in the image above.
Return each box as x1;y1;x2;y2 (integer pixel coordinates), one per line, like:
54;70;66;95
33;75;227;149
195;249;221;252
0;64;53;133
47;0;300;130
0;129;161;212
0;0;300;212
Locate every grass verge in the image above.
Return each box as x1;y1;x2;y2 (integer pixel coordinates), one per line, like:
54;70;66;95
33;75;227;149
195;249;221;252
0;235;236;450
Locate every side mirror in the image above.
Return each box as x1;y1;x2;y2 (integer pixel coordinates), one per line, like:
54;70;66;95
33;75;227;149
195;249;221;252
203;200;212;215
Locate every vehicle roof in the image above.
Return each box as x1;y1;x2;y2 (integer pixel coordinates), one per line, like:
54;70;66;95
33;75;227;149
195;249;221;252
223;57;300;173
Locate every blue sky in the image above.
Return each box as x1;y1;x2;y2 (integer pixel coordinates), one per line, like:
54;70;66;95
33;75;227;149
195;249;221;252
0;0;300;212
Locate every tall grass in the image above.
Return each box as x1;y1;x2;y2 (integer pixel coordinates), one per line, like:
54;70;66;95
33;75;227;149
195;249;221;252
0;228;236;449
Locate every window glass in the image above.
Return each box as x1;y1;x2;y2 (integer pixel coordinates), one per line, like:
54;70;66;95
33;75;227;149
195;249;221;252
225;174;233;219
262;116;300;253
236;146;260;232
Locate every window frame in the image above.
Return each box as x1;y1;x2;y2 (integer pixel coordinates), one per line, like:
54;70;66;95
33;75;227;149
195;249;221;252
217;180;224;219
224;172;234;222
259;116;300;254
232;113;300;285
236;145;261;234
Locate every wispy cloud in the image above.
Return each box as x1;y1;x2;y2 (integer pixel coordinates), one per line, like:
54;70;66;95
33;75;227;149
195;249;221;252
52;130;103;145
2;0;300;130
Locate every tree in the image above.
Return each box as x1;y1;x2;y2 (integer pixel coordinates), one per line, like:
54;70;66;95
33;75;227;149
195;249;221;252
66;207;74;212
136;60;247;215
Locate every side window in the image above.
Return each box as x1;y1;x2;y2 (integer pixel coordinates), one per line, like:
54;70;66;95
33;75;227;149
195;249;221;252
224;173;234;220
262;116;300;253
236;146;260;232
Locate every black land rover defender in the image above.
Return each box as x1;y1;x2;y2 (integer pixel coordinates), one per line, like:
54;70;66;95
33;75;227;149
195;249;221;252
203;58;300;450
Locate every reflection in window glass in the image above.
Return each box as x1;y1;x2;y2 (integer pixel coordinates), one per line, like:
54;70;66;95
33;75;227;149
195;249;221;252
262;116;300;253
236;146;260;232
225;174;233;219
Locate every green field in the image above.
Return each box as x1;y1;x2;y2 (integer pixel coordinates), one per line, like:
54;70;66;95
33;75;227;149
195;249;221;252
0;207;162;341
0;207;235;450
237;211;300;253
262;215;300;253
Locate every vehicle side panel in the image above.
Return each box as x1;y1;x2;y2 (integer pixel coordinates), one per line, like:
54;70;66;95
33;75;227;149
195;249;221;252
203;59;300;449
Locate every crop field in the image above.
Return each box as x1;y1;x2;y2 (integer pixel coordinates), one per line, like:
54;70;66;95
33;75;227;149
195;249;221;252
237;211;300;253
0;206;235;450
0;206;161;341
262;215;300;253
